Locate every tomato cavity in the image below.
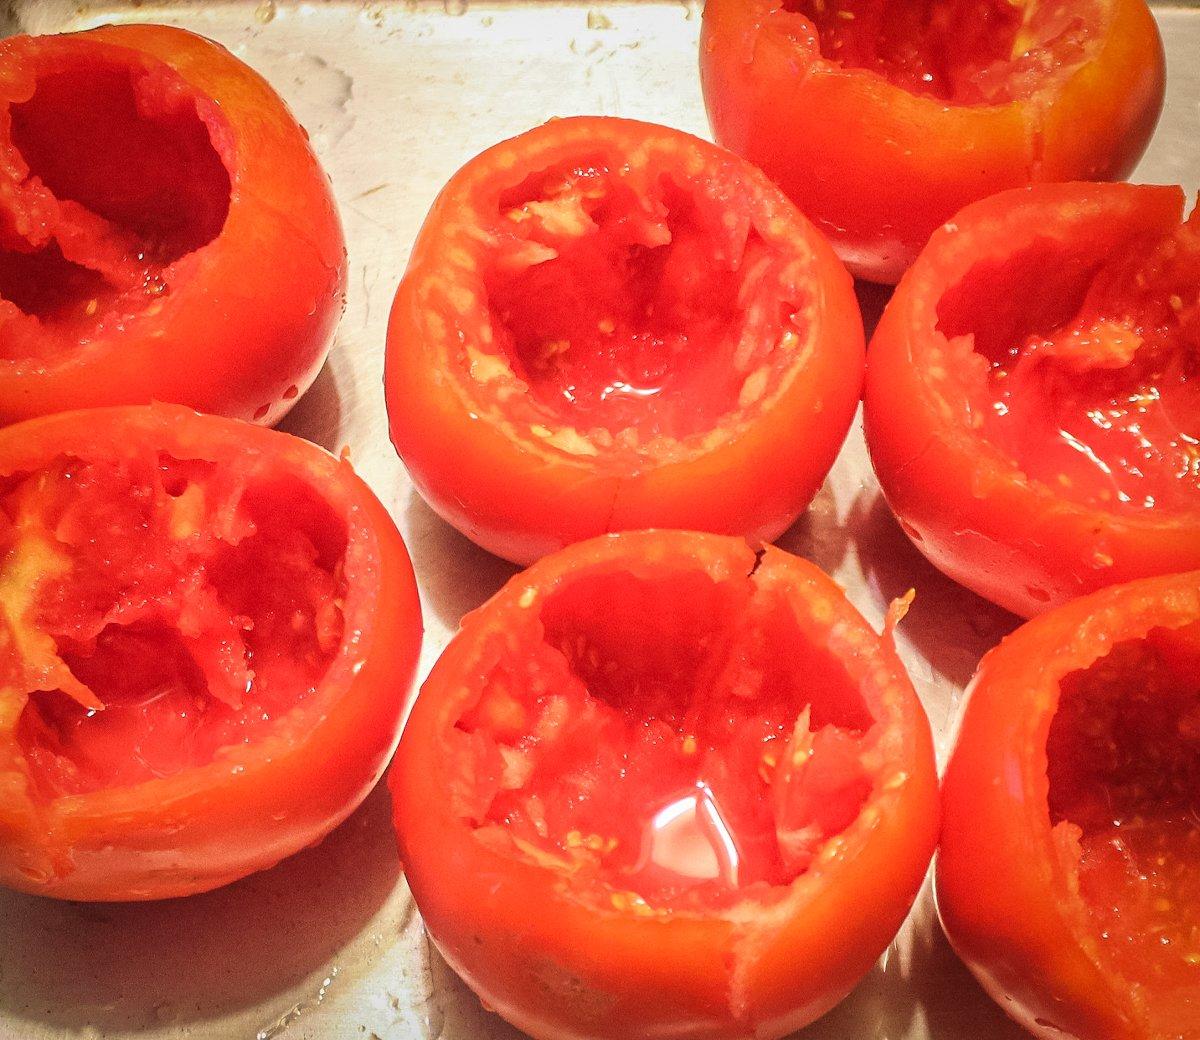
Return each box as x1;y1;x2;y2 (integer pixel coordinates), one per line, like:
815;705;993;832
1047;623;1200;1028
3;452;347;799
0;53;233;362
777;0;1099;104
937;211;1200;515
449;565;879;912
475;159;811;448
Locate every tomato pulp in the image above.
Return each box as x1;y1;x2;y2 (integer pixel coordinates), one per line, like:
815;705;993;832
865;183;1200;617
391;532;938;1039
0;405;421;901
0;25;346;426
386;117;864;564
938;571;1200;1039
701;0;1164;282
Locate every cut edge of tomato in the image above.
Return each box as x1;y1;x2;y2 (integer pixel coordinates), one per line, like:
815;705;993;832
895;182;1199;530
0;35;234;369
1013;576;1200;1034
756;0;1110;111
405;118;839;472
0;408;382;866
434;534;926;943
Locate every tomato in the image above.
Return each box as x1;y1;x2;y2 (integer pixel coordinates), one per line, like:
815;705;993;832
390;530;938;1039
864;182;1200;618
700;0;1165;283
937;570;1200;1039
0;24;347;427
385;116;864;565
0;404;421;901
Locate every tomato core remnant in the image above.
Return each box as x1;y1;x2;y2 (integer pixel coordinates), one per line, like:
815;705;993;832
937;208;1200;514
0;53;232;361
450;563;882;912
1047;622;1200;1028
780;0;1099;105
4;451;347;799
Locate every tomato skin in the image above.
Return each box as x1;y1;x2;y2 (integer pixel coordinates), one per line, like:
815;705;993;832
391;531;938;1039
0;25;346;427
0;404;421;902
699;0;1165;284
936;571;1200;1040
385;117;864;566
864;182;1200;618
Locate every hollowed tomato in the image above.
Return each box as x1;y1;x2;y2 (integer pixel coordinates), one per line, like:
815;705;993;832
0;24;346;426
385;117;864;565
390;531;938;1039
864;182;1200;618
0;404;421;901
700;0;1165;283
938;570;1200;1039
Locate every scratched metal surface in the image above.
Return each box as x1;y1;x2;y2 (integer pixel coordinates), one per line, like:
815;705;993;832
0;2;1196;1038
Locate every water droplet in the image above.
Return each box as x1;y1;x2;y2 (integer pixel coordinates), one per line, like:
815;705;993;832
255;0;276;23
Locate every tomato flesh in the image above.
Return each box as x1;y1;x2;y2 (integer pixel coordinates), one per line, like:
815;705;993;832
476;158;809;447
777;0;1099;104
0;51;232;362
937;208;1200;514
448;563;878;912
1047;622;1200;1029
3;450;347;799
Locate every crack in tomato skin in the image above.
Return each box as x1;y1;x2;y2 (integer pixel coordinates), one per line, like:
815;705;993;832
0;404;421;902
938;571;1200;1040
391;531;938;1040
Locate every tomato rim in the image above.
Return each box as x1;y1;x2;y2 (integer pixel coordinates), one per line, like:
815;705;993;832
0;25;347;426
864;181;1200;615
937;570;1200;1039
0;403;421;901
392;531;938;1038
386;116;864;564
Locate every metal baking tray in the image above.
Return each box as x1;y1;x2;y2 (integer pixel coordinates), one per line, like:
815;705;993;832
0;1;1197;1038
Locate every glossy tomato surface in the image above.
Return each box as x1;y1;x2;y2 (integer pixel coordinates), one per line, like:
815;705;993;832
938;570;1200;1039
385;116;864;565
391;531;938;1040
701;0;1165;283
0;404;421;901
0;24;346;426
865;182;1200;618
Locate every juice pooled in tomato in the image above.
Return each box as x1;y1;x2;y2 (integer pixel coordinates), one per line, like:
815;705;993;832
392;531;938;1040
0;405;421;901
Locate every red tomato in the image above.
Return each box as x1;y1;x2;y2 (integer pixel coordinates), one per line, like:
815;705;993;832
864;182;1200;618
390;531;938;1040
385;117;864;565
0;24;347;426
700;0;1165;283
0;404;421;901
937;570;1200;1039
